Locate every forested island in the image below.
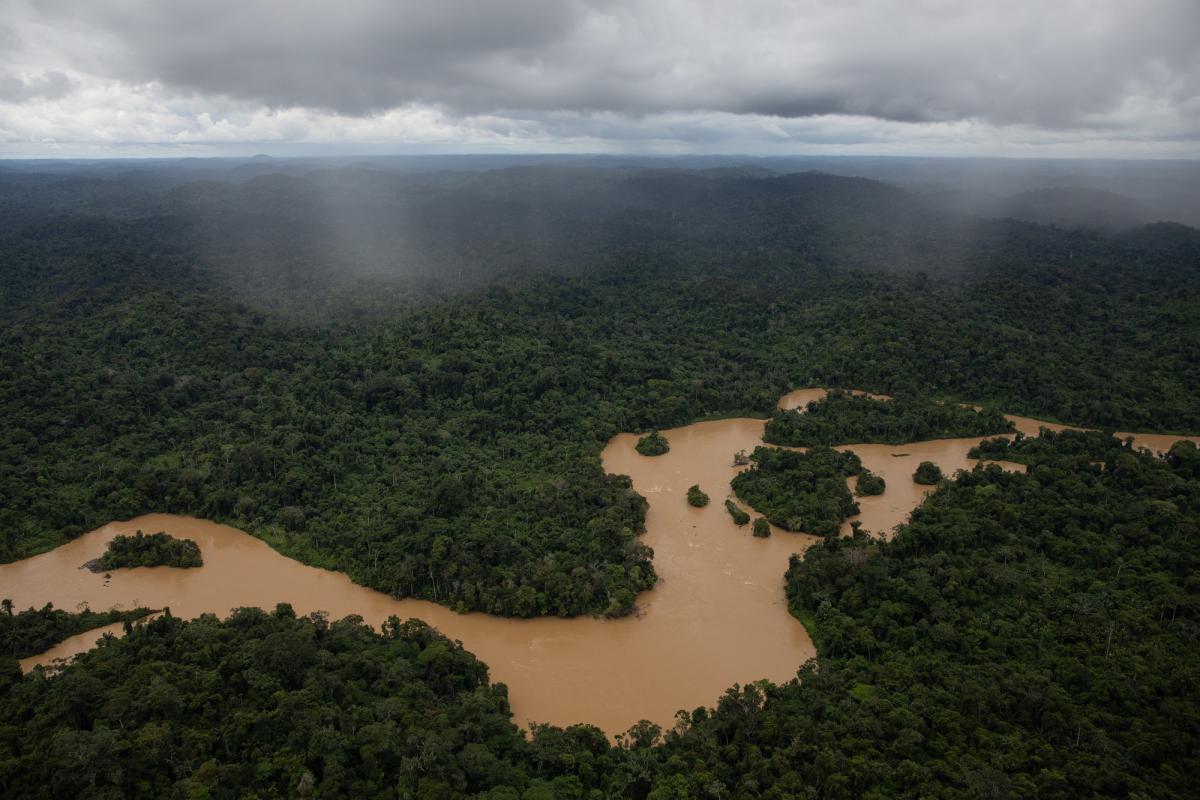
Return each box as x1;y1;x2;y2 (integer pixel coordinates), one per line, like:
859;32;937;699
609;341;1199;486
765;390;1015;446
731;447;863;536
1;160;1198;797
854;470;886;496
88;530;203;571
635;431;670;456
912;461;945;485
724;499;750;525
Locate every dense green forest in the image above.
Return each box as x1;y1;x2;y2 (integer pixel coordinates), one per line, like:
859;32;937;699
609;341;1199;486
764;390;1015;446
1;603;154;661
635;431;670;457
752;517;771;538
0;609;536;798
93;531;202;571
724;499;750;526
2;165;1199;620
1;160;1199;796
661;430;1200;799
731;447;863;537
912;461;945;485
854;470;886;496
2;431;1195;798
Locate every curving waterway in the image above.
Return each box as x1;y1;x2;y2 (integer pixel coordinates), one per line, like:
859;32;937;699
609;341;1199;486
3;389;1196;735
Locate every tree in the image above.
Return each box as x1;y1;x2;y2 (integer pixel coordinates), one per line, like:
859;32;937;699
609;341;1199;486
752;518;771;538
93;531;202;570
686;485;709;508
763;390;1015;447
731;446;861;536
855;470;886;496
913;461;944;485
636;431;670;456
724;500;750;525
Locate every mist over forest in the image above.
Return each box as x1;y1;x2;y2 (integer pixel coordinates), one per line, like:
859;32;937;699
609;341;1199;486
4;156;1197;315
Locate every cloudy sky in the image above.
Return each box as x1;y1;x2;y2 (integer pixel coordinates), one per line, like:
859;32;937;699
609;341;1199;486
2;0;1198;158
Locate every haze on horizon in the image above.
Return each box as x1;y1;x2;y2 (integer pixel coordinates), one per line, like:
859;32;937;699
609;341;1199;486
1;0;1198;160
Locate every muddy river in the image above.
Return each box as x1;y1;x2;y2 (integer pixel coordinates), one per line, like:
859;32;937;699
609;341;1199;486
3;389;1195;734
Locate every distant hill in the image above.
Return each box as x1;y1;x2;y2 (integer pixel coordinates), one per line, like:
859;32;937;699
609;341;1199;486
1;161;1196;315
927;186;1150;230
1003;187;1150;229
698;164;779;179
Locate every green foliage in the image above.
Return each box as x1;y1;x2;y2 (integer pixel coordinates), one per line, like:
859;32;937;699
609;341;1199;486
685;485;709;508
635;431;670;456
854;469;886;496
912;460;944;484
1167;439;1200;478
751;517;771;538
732;446;862;536
95;530;202;570
1;161;1199;798
724;499;750;525
4;435;1196;798
971;428;1137;466
0;610;541;798
0;280;669;618
765;390;1016;446
2;164;1199;623
3;608;690;799
1;603;154;661
745;431;1200;798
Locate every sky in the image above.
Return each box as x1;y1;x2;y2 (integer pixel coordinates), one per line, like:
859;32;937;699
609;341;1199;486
1;0;1198;158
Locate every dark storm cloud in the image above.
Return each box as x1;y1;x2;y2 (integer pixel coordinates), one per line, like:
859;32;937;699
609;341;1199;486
17;0;1200;134
31;0;587;115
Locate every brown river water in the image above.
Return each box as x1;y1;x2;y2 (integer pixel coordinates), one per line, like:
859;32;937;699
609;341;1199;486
4;389;1196;734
